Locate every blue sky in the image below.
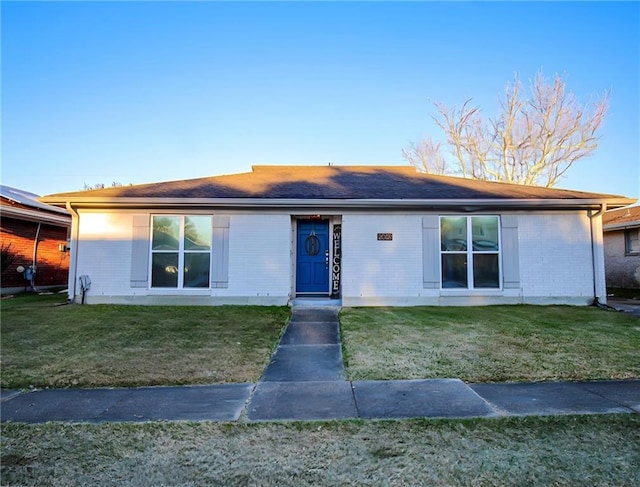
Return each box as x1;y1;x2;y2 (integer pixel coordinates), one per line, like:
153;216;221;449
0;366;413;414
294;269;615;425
2;1;639;199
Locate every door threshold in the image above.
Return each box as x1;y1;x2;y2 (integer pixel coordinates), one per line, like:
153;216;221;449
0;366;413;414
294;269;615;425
292;297;342;308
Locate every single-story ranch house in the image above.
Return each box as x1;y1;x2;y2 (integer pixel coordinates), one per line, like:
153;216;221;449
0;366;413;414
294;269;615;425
41;165;635;307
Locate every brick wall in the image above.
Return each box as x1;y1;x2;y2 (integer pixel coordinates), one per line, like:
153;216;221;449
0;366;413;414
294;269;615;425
74;212;132;297
518;211;595;300
74;211;293;301
604;229;640;288
69;209;603;306
225;214;291;297
1;216;70;289
342;214;423;299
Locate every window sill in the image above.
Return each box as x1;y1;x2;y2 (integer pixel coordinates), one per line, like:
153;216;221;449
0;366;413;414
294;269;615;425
440;289;504;297
147;288;212;295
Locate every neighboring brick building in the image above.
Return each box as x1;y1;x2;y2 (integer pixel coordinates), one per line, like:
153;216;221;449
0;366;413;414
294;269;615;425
1;185;71;293
603;205;640;289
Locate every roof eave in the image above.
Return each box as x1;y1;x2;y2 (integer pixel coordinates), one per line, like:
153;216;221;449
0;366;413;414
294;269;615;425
1;195;70;216
0;205;72;226
41;196;636;211
604;221;640;231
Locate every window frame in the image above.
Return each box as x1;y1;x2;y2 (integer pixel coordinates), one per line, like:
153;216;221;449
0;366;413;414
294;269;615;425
625;228;640;255
439;215;502;290
149;215;213;289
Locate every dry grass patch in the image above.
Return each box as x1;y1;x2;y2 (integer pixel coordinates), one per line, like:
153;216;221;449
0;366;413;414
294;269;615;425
340;305;640;382
2;415;638;486
1;293;289;388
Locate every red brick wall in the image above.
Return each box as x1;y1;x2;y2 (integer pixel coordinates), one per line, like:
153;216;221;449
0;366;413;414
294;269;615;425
1;216;70;289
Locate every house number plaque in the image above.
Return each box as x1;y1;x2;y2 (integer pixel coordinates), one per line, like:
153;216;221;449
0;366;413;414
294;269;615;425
377;233;393;241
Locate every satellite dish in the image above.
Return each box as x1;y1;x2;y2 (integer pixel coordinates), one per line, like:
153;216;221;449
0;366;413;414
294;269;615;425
16;265;25;273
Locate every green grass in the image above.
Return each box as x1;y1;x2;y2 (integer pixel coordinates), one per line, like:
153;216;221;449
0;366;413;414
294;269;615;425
4;295;639;387
1;293;290;388
2;299;638;485
1;290;68;307
2;415;638;486
340;305;640;382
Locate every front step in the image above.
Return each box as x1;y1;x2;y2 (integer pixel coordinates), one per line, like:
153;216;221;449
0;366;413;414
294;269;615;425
292;297;342;308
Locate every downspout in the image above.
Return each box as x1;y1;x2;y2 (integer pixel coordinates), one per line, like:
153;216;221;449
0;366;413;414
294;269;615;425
66;202;80;303
588;203;607;306
31;222;42;291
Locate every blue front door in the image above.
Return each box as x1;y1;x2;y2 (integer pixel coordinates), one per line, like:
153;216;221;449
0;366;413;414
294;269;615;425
296;219;330;294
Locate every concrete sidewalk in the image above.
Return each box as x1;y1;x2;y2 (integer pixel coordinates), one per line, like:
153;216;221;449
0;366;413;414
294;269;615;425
2;306;639;424
2;379;638;424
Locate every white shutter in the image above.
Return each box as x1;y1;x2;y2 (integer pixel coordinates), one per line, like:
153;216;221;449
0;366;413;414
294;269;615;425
422;216;440;289
211;215;230;288
501;215;520;289
130;214;150;288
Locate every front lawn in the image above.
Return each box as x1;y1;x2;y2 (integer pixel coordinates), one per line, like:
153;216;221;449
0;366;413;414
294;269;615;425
340;305;640;382
2;415;638;486
1;293;289;388
4;295;639;388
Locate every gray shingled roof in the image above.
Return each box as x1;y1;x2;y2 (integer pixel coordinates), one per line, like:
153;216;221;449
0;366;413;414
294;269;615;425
44;165;629;202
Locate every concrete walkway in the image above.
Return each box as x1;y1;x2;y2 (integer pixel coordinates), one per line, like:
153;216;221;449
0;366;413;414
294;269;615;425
2;307;639;423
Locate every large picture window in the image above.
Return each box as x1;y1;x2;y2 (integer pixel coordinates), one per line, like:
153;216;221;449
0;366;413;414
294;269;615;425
440;216;500;289
151;215;212;288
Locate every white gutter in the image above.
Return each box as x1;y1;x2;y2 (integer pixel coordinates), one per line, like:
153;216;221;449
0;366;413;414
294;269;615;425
590;203;607;219
66;202;80;303
588;204;607;305
42;196;636;210
0;205;71;226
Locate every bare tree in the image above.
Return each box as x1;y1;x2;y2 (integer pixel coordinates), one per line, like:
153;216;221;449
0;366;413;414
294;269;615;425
402;139;448;175
82;182;126;191
403;71;608;187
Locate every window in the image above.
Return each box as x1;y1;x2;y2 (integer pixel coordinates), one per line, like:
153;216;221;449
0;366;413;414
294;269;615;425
440;216;500;289
151;216;212;288
626;228;640;254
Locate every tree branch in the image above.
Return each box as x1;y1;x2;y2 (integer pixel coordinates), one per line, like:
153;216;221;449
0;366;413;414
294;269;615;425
403;69;608;187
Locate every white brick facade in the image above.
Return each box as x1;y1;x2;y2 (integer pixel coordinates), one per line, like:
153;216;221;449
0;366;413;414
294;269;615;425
518;212;598;304
75;211;135;298
71;209;605;306
341;214;425;305
223;214;291;299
